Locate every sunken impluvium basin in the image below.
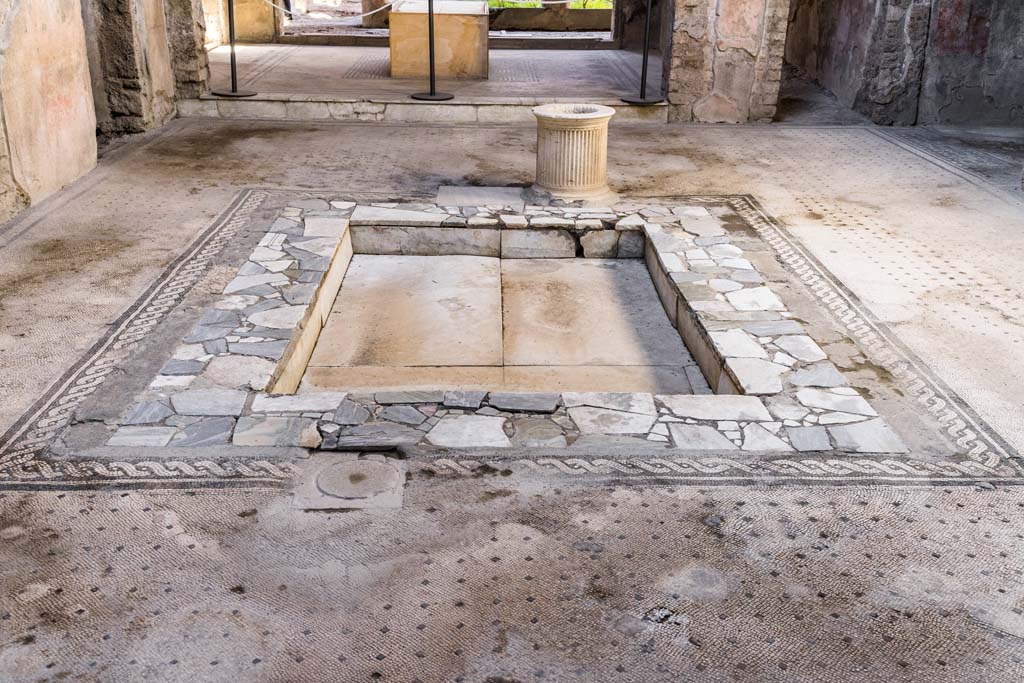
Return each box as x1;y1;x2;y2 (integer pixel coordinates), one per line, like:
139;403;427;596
108;198;908;454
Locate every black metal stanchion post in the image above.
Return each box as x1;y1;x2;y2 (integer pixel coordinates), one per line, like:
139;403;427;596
411;0;453;101
212;0;257;97
621;0;663;105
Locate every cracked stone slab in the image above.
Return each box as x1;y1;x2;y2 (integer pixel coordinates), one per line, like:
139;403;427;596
233;416;322;448
668;424;738;450
562;392;657;415
657;395;772;422
170;389;248;416
828;419;908;453
252;393;347;413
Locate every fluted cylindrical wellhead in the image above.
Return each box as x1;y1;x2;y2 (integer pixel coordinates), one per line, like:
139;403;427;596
532;103;615;199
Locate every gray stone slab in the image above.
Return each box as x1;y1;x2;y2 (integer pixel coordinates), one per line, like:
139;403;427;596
380;405;428;426
773;335;827;363
443;390;487;409
791;363;847;388
580;230;618;258
511;417;568;448
160;359;205;376
616;231;645;258
828;419;908;453
122;401;174;425
796;388;877;416
350;205;448;226
501;229;576;258
568;407;655;435
227;340;290;359
203;356;277;391
170;417;235;447
741;320;805;336
740;424;792;451
562;392;656;415
334;399;371;425
252;393;347;413
667;424;737;450
233;416;322;448
724;358;788;394
427;415;510;448
376;390;447;404
725;287;786;311
656;395;772;421
170;389;247;416
786;426;831;452
334;422;424;448
107;426;177;447
487;392;560;413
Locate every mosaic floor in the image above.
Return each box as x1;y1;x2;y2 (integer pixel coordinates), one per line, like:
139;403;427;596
3;122;1023;682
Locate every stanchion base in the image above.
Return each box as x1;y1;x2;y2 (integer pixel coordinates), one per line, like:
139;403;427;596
211;89;257;98
621;95;665;106
411;92;454;101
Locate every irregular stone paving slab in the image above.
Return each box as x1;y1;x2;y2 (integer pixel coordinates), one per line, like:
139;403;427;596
350;205;448;226
380;405;427;426
657;395;772;422
829;419;908;453
171;418;235;447
786;426;831;452
171;389;248;416
443;391;487;409
773;335;827;363
562;392;656;415
668;424;738;450
710;329;768;358
725;287;785;311
233;416;322;448
107;426;177;447
203;356;276;391
334;400;371;425
568;407;655;435
725;358;788;394
334;422;423;448
252;393;347;413
427;415;510;448
796;388;877;416
303;217;349;238
740;424;792;452
512;417;568;448
248;305;307;330
121;401;174;425
376;391;446;404
790;363;846;388
488;392;560;413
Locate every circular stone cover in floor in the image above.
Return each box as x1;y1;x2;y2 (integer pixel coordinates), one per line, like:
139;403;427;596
315;460;403;500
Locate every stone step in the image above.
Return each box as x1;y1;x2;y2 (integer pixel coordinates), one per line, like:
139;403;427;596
178;94;668;124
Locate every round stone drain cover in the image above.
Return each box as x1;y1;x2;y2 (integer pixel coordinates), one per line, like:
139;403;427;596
315;460;402;500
